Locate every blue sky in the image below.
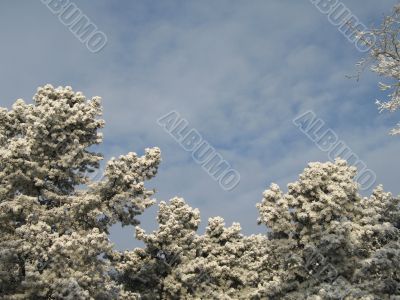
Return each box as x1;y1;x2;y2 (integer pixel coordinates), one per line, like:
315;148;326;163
1;0;400;250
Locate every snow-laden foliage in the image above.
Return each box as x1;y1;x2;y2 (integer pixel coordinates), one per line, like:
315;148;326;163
358;4;400;135
0;85;160;299
257;160;400;299
0;85;399;299
119;160;399;299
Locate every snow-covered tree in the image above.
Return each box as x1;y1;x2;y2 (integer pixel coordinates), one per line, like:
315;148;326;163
257;159;399;299
1;85;399;299
0;84;160;299
357;4;400;135
118;159;399;299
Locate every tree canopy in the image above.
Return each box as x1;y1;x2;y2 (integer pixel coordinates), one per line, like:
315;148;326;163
0;85;399;299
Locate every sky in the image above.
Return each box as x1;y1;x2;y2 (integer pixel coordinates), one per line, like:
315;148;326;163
1;0;400;250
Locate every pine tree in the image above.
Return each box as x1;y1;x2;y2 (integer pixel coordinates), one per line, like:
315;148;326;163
0;84;160;299
0;85;399;299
